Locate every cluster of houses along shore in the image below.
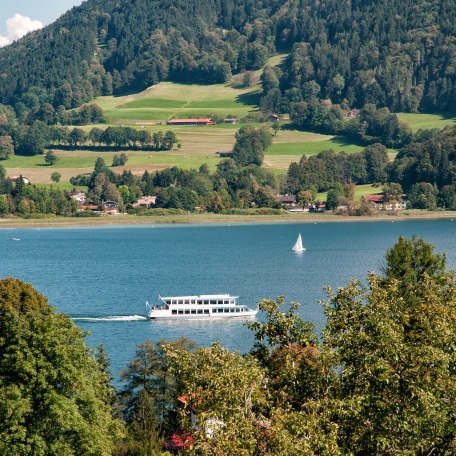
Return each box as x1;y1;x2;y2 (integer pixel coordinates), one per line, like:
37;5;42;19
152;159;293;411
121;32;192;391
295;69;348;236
277;193;408;212
69;191;157;215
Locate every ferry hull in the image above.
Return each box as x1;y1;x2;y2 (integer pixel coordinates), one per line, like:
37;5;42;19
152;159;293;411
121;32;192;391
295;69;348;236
149;310;258;320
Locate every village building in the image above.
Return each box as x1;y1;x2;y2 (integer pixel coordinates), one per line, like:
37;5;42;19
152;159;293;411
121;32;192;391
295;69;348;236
275;194;297;208
268;114;289;122
69;191;87;204
364;194;407;210
102;200;120;214
344;108;360;118
9;175;30;184
267;114;281;122
223;118;239;124
166;118;215;126
78;202;99;212
133;196;157;208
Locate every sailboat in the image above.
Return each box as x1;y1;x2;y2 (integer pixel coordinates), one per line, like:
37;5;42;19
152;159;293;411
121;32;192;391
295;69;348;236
292;233;305;252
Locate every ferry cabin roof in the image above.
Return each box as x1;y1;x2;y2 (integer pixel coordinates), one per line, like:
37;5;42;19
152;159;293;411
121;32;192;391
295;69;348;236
160;295;238;304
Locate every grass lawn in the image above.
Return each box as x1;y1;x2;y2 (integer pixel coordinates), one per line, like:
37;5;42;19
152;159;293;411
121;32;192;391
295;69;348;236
397;112;456;131
266;136;365;156
317;184;383;202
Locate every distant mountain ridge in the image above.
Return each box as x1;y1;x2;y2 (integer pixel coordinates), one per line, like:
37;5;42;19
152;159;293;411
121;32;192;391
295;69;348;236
0;0;455;113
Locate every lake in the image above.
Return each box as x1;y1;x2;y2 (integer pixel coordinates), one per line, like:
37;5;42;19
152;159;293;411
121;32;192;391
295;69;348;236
1;219;455;382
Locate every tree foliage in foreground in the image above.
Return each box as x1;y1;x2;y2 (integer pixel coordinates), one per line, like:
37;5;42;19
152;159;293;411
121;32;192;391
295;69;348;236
124;237;456;455
323;248;456;453
0;278;124;455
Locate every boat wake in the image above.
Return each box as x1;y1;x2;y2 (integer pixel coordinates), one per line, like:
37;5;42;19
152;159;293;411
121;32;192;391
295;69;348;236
73;315;148;322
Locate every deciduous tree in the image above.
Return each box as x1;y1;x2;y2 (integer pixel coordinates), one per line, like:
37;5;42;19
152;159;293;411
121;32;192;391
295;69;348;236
0;278;124;455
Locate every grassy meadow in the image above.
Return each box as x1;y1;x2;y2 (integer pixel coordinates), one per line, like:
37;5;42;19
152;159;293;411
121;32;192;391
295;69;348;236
4;53;456;185
99;81;262;124
397;112;456;131
316;184;383;203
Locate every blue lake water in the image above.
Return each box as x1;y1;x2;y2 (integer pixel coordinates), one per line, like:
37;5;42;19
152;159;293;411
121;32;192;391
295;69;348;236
1;220;456;382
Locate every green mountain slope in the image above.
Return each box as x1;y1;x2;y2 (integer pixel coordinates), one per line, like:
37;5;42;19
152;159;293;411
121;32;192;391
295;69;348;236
0;0;455;114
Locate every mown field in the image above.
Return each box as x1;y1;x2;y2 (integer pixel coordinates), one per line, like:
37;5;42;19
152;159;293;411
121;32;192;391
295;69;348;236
397;112;456;131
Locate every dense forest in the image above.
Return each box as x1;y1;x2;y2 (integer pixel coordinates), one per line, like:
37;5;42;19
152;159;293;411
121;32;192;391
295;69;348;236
0;0;455;115
1;237;455;453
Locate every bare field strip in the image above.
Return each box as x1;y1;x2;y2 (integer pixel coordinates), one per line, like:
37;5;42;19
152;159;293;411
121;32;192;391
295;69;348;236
263;155;299;170
7;168;94;184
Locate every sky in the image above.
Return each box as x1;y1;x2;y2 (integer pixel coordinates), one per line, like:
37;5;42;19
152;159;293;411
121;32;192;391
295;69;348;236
0;0;84;46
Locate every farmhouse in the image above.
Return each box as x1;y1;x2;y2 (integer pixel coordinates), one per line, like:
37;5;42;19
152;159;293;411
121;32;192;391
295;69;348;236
344;109;360;118
364;194;407;210
167;118;215;126
9;175;30;184
103;200;120;214
267;114;281;122
223;118;239;124
69;191;87;204
133;196;157;208
275;194;297;208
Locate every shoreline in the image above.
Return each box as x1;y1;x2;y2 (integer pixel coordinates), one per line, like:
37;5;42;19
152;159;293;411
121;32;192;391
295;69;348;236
1;210;456;229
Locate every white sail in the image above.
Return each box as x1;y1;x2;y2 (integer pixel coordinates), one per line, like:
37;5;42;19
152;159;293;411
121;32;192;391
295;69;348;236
292;233;305;252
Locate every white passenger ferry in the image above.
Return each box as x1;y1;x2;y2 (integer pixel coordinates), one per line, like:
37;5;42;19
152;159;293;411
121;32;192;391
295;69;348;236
146;294;258;320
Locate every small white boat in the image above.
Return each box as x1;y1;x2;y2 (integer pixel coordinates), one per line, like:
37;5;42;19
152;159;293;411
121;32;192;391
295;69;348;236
146;294;258;320
10;238;21;241
292;233;305;252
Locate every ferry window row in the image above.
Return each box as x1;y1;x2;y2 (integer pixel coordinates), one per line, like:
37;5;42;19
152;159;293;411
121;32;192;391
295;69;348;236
166;299;234;305
172;309;210;315
171;308;246;315
213;308;245;313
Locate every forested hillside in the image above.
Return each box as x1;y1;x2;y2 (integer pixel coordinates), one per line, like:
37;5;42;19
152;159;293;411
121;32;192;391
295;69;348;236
0;0;455;114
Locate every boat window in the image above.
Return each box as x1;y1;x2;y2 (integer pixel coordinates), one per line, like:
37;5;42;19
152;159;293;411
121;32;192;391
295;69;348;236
184;310;190;314
184;300;189;304
197;300;202;304
178;300;183;304
172;300;176;304
191;310;196;314
224;309;229;313
165;300;171;305
204;300;209;305
204;310;209;314
191;300;196;304
178;310;183;314
210;300;216;304
172;310;177;315
230;309;234;312
236;308;240;312
229;300;234;304
224;300;229;304
197;309;203;314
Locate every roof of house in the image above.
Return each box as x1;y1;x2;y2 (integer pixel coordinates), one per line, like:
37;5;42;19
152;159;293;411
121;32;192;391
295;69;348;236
364;194;384;202
167;118;214;123
276;194;296;203
136;196;157;204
